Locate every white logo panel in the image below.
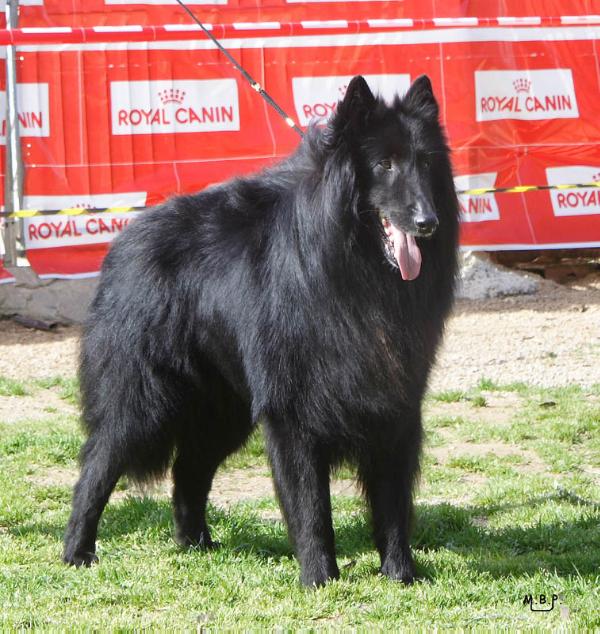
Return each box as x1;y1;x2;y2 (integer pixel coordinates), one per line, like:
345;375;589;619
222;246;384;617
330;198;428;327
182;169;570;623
292;74;411;126
24;192;147;250
546;166;600;216
0;83;49;144
475;69;579;121
454;173;500;223
111;79;240;135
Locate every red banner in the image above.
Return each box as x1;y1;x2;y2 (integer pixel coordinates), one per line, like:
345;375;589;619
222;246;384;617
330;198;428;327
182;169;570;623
1;2;599;278
0;265;14;283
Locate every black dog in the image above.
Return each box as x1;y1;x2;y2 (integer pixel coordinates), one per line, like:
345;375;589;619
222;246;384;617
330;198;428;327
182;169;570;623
64;75;459;587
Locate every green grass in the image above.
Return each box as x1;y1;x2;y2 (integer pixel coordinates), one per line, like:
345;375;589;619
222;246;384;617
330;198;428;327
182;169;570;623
0;379;598;628
477;377;500;391
440;384;600;473
427;384;490;408
34;377;79;405
476;377;531;394
0;376;29;397
222;429;266;470
470;394;488;408
0;375;79;404
430;389;466;403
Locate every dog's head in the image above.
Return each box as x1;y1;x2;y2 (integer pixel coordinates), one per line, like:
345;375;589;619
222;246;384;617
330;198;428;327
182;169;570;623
328;75;451;280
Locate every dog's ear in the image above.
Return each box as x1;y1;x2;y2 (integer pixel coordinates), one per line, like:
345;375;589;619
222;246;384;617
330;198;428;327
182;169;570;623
402;75;439;120
331;75;375;135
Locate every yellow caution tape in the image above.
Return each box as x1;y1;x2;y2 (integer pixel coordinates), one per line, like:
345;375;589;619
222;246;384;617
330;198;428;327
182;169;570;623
1;181;600;218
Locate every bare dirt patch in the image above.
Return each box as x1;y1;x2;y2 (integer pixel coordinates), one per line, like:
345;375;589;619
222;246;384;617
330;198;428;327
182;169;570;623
211;469;274;506
415;471;489;506
430;277;600;391
0;389;77;424
424;391;524;426
429;441;547;474
0;320;79;380
28;465;358;516
425;392;548;475
28;466;78;489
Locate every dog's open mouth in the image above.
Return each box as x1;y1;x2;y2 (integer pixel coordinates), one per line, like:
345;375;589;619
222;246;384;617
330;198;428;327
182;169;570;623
381;216;422;281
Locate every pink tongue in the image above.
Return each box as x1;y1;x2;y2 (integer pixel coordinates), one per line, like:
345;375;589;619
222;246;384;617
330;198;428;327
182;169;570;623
391;226;422;281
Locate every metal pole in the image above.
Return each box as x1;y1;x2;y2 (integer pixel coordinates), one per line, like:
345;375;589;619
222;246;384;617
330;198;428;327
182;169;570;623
3;0;22;266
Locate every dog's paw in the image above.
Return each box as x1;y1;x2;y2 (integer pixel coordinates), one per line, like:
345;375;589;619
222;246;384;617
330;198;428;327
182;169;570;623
175;531;219;551
63;549;99;567
380;558;415;585
300;561;340;588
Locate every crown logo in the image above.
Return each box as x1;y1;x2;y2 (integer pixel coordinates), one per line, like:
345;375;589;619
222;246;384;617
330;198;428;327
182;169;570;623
158;88;186;105
338;84;348;97
512;78;531;93
592;172;600;183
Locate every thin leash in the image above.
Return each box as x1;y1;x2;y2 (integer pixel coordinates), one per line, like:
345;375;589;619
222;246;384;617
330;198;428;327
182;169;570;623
173;0;304;137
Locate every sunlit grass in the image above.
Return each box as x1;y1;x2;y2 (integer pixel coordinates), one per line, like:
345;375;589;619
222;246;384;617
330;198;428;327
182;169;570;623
0;379;598;628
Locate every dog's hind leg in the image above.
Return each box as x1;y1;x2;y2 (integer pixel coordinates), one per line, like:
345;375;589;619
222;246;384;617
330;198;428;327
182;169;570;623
172;380;253;549
359;416;422;584
63;433;124;566
171;436;221;549
64;374;178;567
264;421;339;587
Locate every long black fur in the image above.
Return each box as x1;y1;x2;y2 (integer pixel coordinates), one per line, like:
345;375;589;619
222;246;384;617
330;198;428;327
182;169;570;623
63;75;459;586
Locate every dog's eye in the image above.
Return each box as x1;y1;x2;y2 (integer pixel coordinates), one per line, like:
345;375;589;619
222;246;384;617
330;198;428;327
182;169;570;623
379;159;393;171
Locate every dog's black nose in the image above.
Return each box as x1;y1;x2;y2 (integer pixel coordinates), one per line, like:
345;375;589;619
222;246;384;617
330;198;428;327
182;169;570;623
414;217;439;237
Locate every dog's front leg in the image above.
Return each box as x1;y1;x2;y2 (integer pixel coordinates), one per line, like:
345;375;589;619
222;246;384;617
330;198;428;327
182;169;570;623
360;419;422;584
264;421;339;587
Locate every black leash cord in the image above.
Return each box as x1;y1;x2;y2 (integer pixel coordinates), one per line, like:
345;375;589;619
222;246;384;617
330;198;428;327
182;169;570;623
174;0;305;137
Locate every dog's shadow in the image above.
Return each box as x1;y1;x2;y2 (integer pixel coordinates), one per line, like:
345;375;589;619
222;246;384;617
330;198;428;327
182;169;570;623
13;491;599;580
